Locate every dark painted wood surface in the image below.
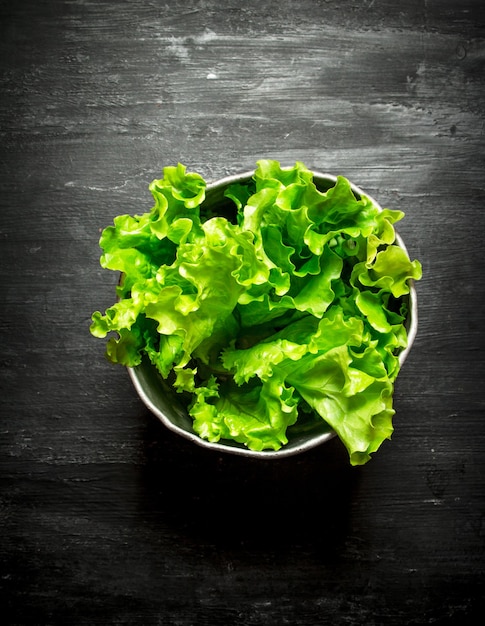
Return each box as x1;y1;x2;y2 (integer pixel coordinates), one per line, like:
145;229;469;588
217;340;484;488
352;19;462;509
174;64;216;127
1;1;484;624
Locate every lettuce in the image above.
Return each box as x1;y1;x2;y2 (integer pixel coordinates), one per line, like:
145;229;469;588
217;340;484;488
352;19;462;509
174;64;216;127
90;160;422;464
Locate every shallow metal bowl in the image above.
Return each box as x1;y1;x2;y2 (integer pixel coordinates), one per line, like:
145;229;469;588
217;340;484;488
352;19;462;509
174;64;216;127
128;170;418;458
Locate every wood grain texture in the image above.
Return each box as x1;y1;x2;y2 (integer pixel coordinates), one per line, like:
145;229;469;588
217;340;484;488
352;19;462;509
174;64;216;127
1;0;484;624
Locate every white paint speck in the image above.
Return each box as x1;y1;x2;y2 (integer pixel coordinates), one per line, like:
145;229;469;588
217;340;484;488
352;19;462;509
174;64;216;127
423;498;443;506
167;37;190;61
195;29;218;44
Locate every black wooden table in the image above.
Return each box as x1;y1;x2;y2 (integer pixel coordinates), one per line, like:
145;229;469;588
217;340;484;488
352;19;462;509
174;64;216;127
1;1;484;624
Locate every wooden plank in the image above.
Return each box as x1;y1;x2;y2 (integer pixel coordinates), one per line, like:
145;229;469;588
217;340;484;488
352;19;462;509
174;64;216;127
1;1;484;624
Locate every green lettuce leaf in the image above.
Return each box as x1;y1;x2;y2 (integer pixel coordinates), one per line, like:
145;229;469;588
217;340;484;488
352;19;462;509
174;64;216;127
90;160;422;464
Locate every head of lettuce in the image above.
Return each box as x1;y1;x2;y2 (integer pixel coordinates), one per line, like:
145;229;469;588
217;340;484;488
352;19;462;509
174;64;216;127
90;160;422;465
